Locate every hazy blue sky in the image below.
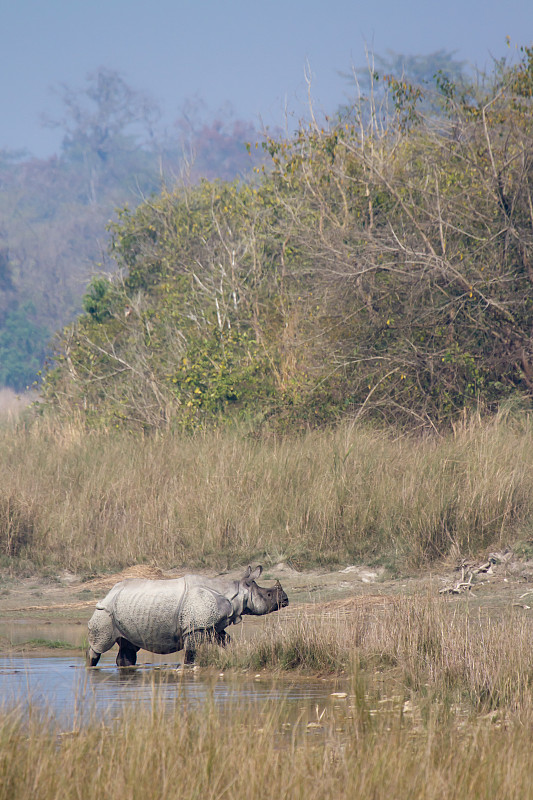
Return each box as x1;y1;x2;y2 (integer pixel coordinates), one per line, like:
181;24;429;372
1;0;531;157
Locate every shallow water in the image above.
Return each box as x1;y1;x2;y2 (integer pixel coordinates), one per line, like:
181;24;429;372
0;655;348;729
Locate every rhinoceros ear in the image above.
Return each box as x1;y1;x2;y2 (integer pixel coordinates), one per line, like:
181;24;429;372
249;565;262;581
242;565;252;580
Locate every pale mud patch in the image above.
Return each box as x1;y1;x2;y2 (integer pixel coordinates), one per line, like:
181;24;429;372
3;565;395;618
80;564;170;592
282;594;396;620
0;388;38;418
1;566;172;614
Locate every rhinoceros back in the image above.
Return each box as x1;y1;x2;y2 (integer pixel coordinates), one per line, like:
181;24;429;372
98;578;187;653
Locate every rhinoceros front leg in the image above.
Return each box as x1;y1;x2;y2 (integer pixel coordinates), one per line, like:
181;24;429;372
183;628;231;664
181;588;234;664
87;608;118;667
214;629;231;646
86;646;101;667
116;637;140;667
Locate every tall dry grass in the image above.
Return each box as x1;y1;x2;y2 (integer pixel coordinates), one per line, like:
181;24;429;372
1;686;533;800
200;593;533;711
1;410;532;571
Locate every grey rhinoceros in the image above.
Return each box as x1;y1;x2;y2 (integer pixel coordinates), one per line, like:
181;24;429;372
86;565;288;667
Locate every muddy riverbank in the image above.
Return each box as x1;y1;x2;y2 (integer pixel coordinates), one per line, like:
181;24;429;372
2;554;533;800
1;553;533;660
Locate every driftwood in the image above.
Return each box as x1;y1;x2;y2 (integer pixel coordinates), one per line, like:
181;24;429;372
440;569;475;595
458;559;496;576
470;561;494;575
440;555;503;595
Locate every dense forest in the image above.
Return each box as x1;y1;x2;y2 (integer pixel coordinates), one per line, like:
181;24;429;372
39;47;533;432
3;48;533;433
0;68;262;391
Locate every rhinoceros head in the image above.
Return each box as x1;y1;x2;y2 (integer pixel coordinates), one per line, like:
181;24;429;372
239;565;289;616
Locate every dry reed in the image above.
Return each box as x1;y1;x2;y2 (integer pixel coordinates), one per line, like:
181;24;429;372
1;684;532;800
1;410;532;571
200;593;533;712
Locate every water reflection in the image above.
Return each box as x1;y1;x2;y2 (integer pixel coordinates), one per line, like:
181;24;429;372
0;656;347;730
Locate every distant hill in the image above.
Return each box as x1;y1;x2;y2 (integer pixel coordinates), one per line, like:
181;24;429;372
0;68;263;391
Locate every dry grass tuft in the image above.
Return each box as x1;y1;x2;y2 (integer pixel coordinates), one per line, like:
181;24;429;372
201;593;533;712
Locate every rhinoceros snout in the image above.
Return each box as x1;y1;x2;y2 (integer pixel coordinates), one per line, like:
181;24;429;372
275;580;289;609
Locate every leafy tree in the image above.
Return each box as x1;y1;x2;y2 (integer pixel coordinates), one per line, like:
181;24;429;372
0;242;14;297
173;98;265;182
373;49;467;86
339;48;470;127
41;45;533;431
82;277;115;322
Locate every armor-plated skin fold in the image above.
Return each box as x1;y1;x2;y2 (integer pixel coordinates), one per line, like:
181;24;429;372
86;565;288;667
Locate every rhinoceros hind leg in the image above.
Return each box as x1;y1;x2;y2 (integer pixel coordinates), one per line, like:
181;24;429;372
86;646;101;667
116;637;139;667
183;632;200;665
